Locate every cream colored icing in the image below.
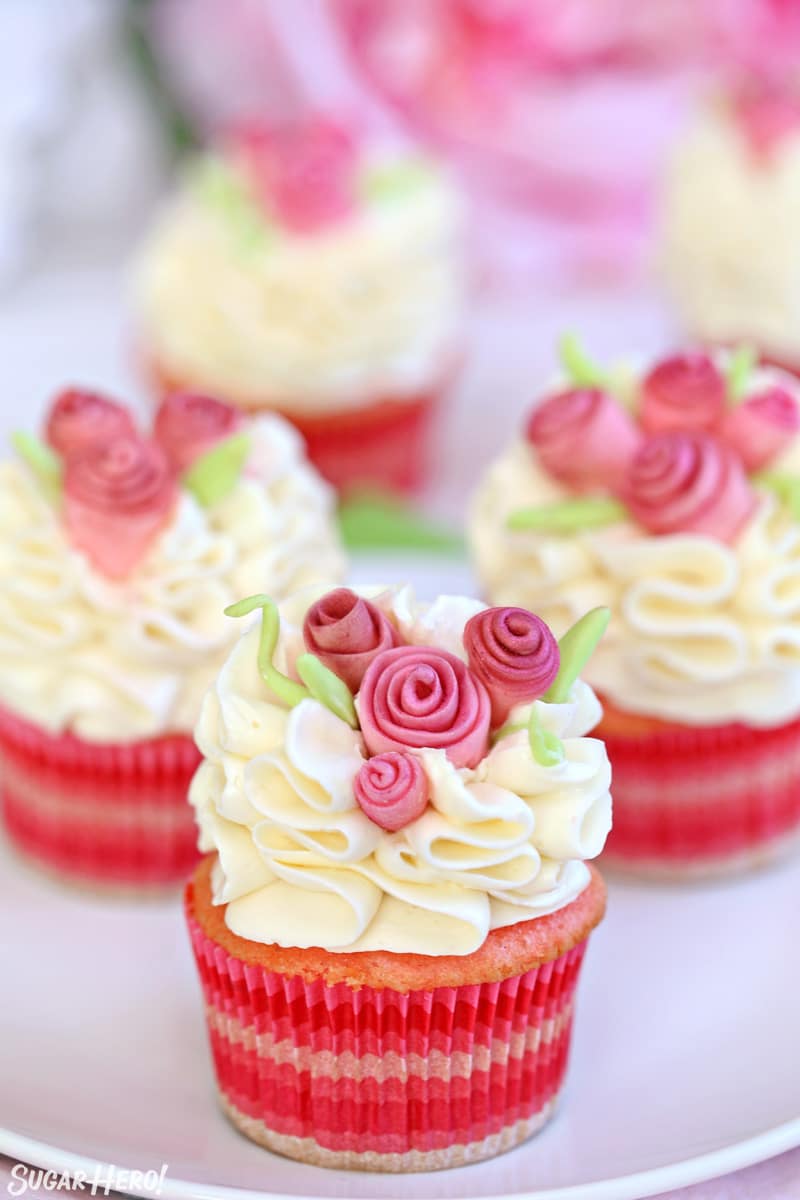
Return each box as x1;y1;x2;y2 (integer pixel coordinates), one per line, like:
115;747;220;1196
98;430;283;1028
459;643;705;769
0;416;345;741
190;585;611;955
470;430;800;727
134;151;464;412
663;105;800;360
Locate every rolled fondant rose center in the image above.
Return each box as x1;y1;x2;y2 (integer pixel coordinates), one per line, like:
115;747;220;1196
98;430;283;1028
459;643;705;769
154;392;244;472
303;587;398;691
45;388;135;458
353;749;429;831
464;607;560;724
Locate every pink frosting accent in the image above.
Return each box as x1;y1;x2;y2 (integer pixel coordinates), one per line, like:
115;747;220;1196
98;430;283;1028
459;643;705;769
358;645;491;769
230;117;358;234
354;751;429;832
625;432;756;543
153;393;245;473
525;388;641;489
464;607;560;726
639;354;726;435
304;589;400;693
45;389;135;458
732;79;800;158
722;386;800;471
64;437;178;579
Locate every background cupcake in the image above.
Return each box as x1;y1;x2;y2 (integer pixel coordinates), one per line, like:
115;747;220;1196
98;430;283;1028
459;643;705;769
0;388;344;891
134;114;465;495
470;338;800;876
186;583;611;1170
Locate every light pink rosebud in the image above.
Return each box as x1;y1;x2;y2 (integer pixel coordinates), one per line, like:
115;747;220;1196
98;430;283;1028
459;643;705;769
525;388;640;490
464;607;560;725
626;432;756;543
354;751;429;832
303;588;399;693
154;393;244;473
45;388;135;458
640;353;726;435
722;386;800;471
358;646;491;769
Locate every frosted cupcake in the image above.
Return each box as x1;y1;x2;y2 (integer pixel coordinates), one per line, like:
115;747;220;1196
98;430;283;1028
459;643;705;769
185;584;611;1169
470;337;800;876
0;388;344;890
663;76;800;370
134;116;465;493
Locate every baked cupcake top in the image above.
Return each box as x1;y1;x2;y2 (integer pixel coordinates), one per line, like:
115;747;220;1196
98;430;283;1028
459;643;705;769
135;116;464;413
190;585;611;956
471;339;800;727
0;390;344;741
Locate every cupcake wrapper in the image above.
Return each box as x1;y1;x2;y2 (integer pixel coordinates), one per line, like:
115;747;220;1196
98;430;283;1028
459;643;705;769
0;704;201;890
185;896;588;1172
601;714;800;874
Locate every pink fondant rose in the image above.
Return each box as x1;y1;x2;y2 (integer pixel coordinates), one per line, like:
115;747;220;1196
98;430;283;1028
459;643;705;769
154;393;244;473
732;79;800;158
354;751;429;832
303;588;399;692
722;386;800;471
640;353;726;435
64;436;178;578
45;388;135;458
464;607;560;725
525;388;640;489
625;432;756;543
358;646;491;769
231;117;358;233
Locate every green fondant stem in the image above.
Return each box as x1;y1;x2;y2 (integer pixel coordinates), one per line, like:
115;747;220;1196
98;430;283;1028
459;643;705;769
223;594;308;708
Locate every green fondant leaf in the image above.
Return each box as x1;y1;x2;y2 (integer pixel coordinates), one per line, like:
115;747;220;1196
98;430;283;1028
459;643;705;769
507;496;628;534
339;492;464;554
545;607;610;704
755;470;800;520
295;653;358;729
558;333;608;389
192;159;271;251
528;707;565;767
11;432;62;502
224;593;309;708
183;432;252;508
727;344;757;404
360;158;433;204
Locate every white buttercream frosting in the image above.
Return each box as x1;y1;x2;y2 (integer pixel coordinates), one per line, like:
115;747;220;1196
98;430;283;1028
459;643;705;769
0;416;345;741
190;586;611;955
134;149;464;412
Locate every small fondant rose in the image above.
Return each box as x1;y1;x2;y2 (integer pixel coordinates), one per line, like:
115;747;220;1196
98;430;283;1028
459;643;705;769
625;432;756;543
303;588;399;692
526;388;640;489
640;353;726;435
464;607;560;725
358;646;491;769
732;80;800;159
154;393;244;473
354;751;429;831
45;388;135;458
722;386;800;471
64;436;178;578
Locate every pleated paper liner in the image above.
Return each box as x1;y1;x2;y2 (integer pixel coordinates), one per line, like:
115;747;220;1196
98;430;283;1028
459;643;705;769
0;703;201;893
185;857;606;1172
598;699;800;878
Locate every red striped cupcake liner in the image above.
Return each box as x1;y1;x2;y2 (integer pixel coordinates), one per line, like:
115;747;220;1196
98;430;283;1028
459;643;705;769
185;896;589;1171
600;712;800;876
0;704;201;892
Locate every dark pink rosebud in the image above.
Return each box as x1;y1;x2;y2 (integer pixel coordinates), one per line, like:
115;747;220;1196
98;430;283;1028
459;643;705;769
354;751;429;832
722;386;800;471
304;588;399;693
154;393;244;473
464;607;560;725
45;388;135;458
526;388;641;490
358;646;491;769
640;354;726;435
626;432;756;543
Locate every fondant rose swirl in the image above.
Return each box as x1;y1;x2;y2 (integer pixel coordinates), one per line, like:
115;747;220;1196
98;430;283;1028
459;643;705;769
358;645;491;769
625;431;756;543
354;750;429;831
45;388;135;458
526;388;640;489
154;393;244;473
64;436;178;579
639;353;726;434
722;386;800;471
303;588;399;692
464;607;560;725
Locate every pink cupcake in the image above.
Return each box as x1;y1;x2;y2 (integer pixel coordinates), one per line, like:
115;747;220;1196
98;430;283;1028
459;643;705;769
185;584;611;1168
0;389;344;891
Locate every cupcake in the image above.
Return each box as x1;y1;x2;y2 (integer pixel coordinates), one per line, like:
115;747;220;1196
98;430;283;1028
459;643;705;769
134;116;465;494
0;388;344;890
470;337;800;876
185;584;611;1169
663;75;800;371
